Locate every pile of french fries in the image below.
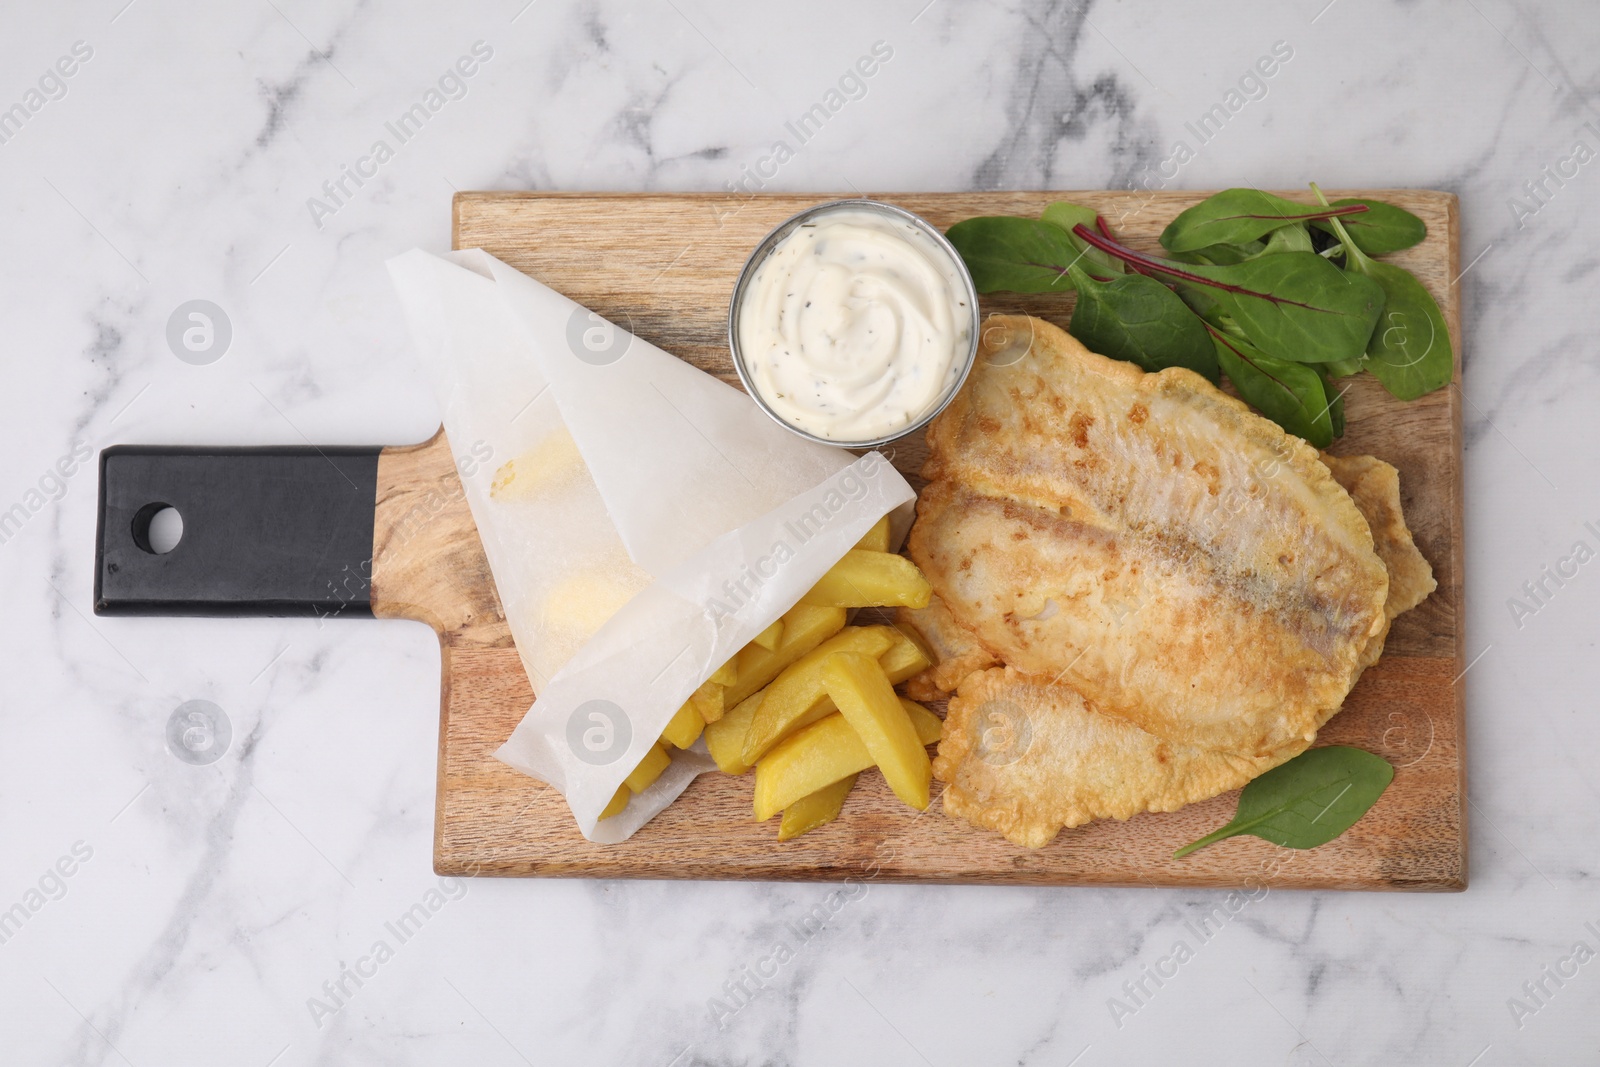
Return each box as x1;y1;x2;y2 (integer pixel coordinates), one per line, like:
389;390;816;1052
599;516;941;840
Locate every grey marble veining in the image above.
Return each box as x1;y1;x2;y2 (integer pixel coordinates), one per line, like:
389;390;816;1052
2;0;1599;1063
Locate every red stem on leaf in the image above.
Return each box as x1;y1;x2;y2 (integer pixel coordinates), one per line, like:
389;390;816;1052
1204;321;1301;396
1069;224;1334;311
1211;203;1369;224
1097;214;1157;278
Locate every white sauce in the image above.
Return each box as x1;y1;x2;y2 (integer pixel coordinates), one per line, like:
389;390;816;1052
736;208;971;442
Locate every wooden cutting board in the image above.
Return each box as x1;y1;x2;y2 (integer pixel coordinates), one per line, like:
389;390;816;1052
384;190;1466;889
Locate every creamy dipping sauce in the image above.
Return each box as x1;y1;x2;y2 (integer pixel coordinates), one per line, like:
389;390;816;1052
735;207;973;443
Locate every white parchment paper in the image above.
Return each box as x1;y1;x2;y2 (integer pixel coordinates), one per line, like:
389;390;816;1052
387;249;915;841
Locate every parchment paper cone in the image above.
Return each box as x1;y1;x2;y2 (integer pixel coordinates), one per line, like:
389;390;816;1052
388;249;915;842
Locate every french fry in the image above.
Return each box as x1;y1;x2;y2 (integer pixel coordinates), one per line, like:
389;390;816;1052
878;627;933;685
821;652;931;810
689;680;725;724
855;515;891;553
728;604;847;706
661;700;705;749
709;659;737;687
740;626;926;764
625;743;672;794
599;784;630;820
891;619;936;672
751;619;783;651
778;774;857;841
741;626;898;765
753;701;942;822
798;550;932;609
705;689;764;775
900;697;944;743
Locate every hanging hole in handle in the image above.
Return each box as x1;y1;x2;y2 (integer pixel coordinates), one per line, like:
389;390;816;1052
132;503;184;554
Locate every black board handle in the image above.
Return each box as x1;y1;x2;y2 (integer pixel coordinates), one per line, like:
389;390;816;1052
94;445;383;618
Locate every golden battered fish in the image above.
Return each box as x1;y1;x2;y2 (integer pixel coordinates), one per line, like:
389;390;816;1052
899;456;1430;702
928;455;1436;847
915;332;1437;847
896;598;997;701
910;316;1390;758
934;667;1290;847
1321;451;1437;663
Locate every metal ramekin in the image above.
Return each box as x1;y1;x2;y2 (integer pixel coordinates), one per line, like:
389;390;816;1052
727;199;981;450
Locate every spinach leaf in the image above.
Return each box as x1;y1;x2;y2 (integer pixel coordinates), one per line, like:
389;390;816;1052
1321;369;1347;438
1040;202;1125;274
1354;259;1453;400
1074;224;1384;364
1160;188;1370;254
1188;254;1385;365
1176;285;1225;327
944;217;1085;294
1311;197;1426;255
1172;240;1266;266
1322;356;1367;378
1211;325;1335;446
1312;185;1452;400
1179;225;1309;265
1068;265;1219;382
1260;222;1314;255
1173;746;1394;858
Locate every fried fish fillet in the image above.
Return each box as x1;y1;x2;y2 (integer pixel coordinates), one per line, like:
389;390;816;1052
903;455;1431;699
896;598;998;702
910;316;1390;758
934;667;1290;847
928;455;1435;847
1321;452;1437;668
916;367;1436;847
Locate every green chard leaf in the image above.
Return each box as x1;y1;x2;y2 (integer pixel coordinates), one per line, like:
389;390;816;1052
1310;197;1427;255
1040;202;1125;274
1159;188;1373;254
1197;254;1386;365
944;217;1085;294
1038;201;1098;231
1176;224;1310;265
1174;746;1394;858
1355;259;1453;400
1312;185;1452;400
1177;254;1385;364
1171;240;1266;266
1071;223;1386;364
1260;222;1314;255
1322;356;1367;378
1175;283;1224;323
1322;370;1347;438
1067;265;1219;382
1211;325;1336;447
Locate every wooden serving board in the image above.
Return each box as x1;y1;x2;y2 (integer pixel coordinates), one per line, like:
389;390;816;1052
379;190;1466;889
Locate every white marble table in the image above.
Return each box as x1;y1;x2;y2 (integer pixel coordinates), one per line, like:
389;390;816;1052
2;0;1596;1062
